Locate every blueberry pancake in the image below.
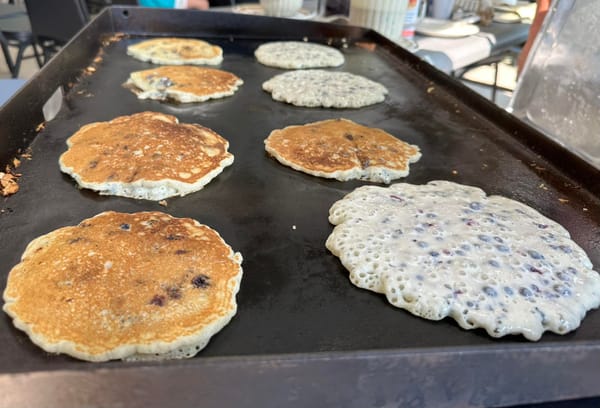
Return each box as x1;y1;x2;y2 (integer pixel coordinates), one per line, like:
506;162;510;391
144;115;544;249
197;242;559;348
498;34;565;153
59;112;233;200
126;65;243;103
2;211;243;362
262;70;387;108
264;118;421;183
127;37;223;65
255;41;344;69
326;180;600;340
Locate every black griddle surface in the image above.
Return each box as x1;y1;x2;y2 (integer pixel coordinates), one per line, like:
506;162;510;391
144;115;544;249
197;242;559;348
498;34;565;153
1;8;600;406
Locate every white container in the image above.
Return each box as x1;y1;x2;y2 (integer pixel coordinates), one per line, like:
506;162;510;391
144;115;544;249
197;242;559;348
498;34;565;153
260;0;303;17
430;0;455;20
350;0;409;42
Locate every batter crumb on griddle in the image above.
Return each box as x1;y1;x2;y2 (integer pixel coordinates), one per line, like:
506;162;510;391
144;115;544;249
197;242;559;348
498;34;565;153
0;153;26;197
0;171;19;196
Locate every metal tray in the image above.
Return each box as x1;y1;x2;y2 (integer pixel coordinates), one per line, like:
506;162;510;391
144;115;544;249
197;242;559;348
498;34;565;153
1;7;600;408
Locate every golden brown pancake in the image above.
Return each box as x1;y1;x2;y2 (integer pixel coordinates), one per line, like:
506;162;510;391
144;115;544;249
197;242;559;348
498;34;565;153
126;66;243;103
264;118;421;183
59;112;234;200
2;211;243;362
127;37;223;65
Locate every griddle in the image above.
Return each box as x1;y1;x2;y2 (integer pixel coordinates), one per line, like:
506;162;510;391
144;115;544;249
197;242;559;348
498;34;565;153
1;7;600;408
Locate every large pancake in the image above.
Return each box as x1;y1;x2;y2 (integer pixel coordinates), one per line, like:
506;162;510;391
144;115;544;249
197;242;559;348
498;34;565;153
127;37;223;65
326;181;600;340
264;118;421;183
2;211;243;362
126;66;243;103
59;112;233;200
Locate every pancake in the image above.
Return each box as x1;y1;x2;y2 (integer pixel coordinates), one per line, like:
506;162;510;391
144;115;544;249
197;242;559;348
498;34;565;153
59;112;233;200
326;181;600;340
262;70;387;108
264;118;421;183
255;41;344;69
127;37;223;65
126;66;243;103
2;211;243;362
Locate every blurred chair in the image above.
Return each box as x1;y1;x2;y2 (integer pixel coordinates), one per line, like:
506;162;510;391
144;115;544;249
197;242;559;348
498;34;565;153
24;0;89;64
0;3;42;78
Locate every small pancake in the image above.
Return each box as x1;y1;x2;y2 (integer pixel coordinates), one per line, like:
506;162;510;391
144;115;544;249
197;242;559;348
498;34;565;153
59;112;233;200
264;118;421;183
326;181;600;340
2;211;243;362
127;37;223;65
126;66;243;103
262;70;387;108
255;41;344;69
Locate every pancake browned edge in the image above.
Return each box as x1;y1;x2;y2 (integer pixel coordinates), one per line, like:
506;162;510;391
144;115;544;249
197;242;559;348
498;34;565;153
59;112;234;201
126;65;243;103
127;37;223;65
2;211;243;362
264;118;421;183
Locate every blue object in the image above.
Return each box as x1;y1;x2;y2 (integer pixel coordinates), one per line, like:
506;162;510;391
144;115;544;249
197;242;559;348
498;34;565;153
0;78;26;106
138;0;177;7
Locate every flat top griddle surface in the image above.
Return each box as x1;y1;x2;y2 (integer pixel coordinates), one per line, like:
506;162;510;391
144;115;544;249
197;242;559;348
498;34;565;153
1;11;600;376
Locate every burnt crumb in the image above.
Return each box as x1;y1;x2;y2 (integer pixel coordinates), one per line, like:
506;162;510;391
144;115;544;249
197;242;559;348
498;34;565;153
166;234;183;241
355;42;377;51
0;171;19;196
79;221;93;227
101;32;127;47
88;160;98;169
149;294;166;306
166;286;182;300
68;237;84;244
191;274;210;289
175;249;188;255
120;223;130;231
344;133;354;141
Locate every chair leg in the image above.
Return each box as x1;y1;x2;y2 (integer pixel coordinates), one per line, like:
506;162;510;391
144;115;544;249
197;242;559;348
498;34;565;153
32;43;44;67
491;62;499;103
0;33;17;78
12;43;27;79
